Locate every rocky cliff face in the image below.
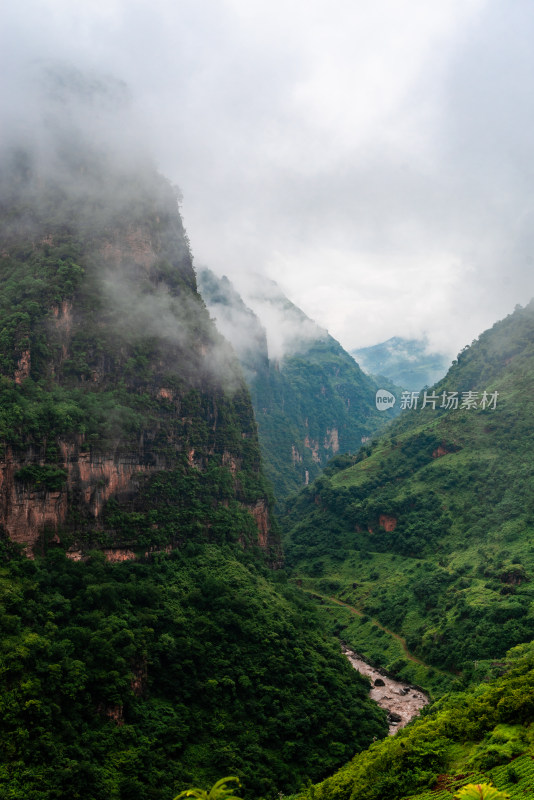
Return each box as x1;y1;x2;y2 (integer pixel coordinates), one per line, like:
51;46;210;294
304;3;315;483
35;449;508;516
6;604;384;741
198;268;397;501
0;103;279;561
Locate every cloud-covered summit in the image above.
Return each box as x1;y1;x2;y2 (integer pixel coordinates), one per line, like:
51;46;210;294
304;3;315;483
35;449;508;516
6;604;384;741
3;1;534;360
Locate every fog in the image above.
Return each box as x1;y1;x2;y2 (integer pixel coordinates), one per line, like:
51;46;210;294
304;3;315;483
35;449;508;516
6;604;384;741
3;1;534;359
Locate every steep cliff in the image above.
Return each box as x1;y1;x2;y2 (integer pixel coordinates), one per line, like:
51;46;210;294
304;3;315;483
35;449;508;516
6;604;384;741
198;268;397;501
0;76;277;561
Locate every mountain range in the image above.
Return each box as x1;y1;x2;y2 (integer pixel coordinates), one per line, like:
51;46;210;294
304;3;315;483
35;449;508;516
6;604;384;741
1;63;534;800
0;66;387;799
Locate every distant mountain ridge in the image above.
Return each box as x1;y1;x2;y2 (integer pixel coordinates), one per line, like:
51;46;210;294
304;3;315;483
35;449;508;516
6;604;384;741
351;336;451;390
198;269;398;500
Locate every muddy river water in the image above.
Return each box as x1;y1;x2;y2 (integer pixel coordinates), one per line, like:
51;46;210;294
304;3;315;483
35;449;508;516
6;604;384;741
342;645;430;735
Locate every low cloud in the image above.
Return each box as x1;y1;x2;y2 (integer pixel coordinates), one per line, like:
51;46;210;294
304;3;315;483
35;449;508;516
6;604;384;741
3;1;534;360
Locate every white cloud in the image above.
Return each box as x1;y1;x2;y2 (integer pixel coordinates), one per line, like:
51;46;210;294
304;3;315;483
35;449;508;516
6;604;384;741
4;0;534;360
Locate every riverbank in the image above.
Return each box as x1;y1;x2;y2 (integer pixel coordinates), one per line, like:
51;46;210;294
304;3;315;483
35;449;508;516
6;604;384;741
342;645;429;735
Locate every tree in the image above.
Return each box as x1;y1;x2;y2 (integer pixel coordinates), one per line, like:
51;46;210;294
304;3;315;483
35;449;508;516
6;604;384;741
173;777;243;800
455;783;510;800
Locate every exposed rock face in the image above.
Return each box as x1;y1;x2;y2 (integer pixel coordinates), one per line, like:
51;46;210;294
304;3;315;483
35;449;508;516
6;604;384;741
14;350;31;384
0;450;68;552
100;225;157;271
304;436;321;463
249;499;270;548
0;442;157;553
432;445;450;458
324;427;339;454
101;548;137;563
379;514;398;532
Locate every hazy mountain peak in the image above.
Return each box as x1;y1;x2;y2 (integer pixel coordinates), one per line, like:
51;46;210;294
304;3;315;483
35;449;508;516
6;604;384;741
214;270;328;361
352;335;451;390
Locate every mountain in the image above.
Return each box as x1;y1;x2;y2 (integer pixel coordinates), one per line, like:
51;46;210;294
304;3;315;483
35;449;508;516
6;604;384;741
282;301;534;680
351;336;451;390
0;66;388;799
198;269;398;501
0;71;278;561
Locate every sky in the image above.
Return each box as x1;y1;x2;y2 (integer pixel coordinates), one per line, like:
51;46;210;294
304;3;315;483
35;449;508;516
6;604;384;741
3;0;534;358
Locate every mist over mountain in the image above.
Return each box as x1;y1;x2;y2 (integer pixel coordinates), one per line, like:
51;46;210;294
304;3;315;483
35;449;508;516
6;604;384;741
198;268;398;500
351;336;451;391
3;49;534;800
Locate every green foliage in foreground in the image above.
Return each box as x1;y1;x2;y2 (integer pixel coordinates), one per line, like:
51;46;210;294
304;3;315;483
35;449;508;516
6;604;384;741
455;785;509;800
0;545;387;800
173;776;242;800
293;642;534;800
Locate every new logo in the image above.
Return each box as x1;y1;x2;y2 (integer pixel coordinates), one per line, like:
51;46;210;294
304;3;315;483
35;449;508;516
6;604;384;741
375;389;396;411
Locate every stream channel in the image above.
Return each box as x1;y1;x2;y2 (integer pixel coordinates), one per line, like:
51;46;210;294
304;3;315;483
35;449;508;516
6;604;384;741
342;645;430;735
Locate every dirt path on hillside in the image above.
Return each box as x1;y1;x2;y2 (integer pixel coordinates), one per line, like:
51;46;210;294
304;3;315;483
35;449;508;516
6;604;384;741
322;595;428;666
342;645;429;734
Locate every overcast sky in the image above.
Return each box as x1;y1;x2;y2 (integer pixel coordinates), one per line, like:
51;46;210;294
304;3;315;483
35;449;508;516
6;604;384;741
3;0;534;357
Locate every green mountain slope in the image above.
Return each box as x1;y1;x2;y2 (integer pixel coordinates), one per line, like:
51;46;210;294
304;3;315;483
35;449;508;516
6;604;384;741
283;301;534;676
0;546;387;799
0;69;278;562
198;269;398;501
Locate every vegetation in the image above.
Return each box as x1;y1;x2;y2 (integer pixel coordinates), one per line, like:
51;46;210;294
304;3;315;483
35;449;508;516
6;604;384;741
455;785;509;800
0;545;387;799
173;776;243;800
4;70;534;800
282;302;534;676
0;131;279;565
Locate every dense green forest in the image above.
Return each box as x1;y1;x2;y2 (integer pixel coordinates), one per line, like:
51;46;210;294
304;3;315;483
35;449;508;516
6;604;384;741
0;67;388;800
0;543;387;799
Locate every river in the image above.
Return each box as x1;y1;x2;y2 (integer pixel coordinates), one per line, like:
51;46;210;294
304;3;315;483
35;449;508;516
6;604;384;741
342;645;429;735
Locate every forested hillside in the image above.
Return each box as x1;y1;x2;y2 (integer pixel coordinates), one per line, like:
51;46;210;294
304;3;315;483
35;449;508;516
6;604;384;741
0;545;389;799
0;76;278;561
199;268;397;500
283;301;534;677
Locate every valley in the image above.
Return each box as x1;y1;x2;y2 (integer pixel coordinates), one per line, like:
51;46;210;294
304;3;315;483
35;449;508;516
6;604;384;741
1;61;534;800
